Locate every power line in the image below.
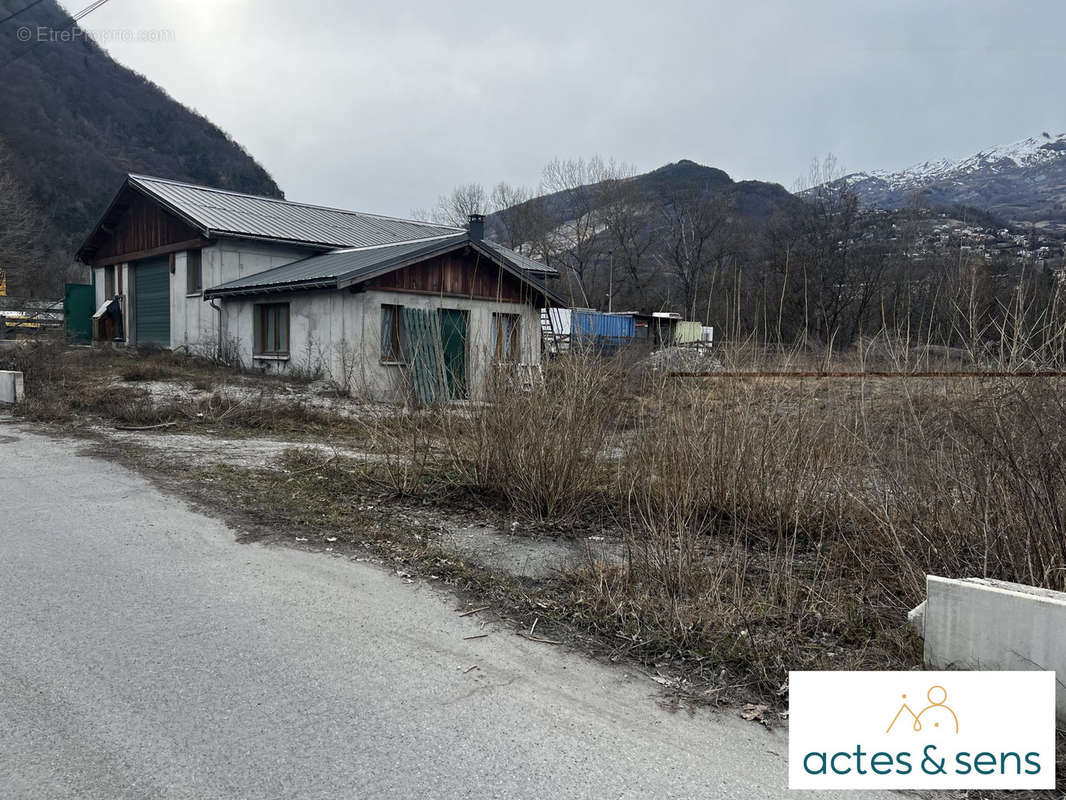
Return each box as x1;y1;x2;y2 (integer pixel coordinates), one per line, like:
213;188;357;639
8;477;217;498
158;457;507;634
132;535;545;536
0;0;47;26
0;0;116;71
72;0;112;21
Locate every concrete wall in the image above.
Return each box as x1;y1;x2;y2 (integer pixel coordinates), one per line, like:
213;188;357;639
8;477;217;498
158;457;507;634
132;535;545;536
0;370;24;404
93;239;543;403
96;240;311;350
920;575;1066;722
171;241;312;355
220;288;541;402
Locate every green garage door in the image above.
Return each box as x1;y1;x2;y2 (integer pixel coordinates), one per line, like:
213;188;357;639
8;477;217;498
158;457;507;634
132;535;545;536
134;256;171;347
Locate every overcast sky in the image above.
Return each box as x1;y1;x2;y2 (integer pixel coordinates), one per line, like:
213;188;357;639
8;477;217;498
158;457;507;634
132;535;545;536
59;0;1066;217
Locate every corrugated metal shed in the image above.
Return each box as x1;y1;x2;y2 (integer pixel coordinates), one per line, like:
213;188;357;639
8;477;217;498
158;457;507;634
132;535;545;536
572;310;636;339
541;308;636;354
127;174;463;249
674;321;703;344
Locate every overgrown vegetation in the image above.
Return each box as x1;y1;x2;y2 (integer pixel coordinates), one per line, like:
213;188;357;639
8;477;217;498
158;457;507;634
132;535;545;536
8;337;1065;698
0;345;364;438
5;330;1066;797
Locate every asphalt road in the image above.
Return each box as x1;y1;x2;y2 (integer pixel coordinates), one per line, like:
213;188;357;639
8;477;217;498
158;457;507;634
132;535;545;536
0;420;884;799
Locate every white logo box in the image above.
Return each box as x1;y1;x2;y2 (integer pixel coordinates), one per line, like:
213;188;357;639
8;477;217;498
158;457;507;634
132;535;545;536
788;671;1055;790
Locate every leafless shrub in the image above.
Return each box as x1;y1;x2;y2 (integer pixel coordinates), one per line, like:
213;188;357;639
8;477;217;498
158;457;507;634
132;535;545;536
0;341;73;420
443;351;626;522
120;362;184;382
332;339;359;397
865;379;1066;601
12;326;1066;708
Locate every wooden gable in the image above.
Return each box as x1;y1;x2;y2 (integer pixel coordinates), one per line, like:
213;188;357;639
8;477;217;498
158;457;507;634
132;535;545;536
82;186;207;267
362;247;543;305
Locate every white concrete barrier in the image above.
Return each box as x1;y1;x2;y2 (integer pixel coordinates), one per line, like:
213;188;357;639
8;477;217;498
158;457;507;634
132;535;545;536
0;370;24;404
918;575;1066;722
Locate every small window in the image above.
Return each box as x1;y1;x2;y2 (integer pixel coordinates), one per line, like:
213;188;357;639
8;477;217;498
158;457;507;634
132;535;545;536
255;303;290;356
186;249;202;294
493;313;520;361
103;265;116;298
380;304;406;363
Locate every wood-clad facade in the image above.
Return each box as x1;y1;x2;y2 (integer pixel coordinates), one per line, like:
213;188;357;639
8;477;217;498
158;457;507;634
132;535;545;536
81;189;206;267
362;250;535;304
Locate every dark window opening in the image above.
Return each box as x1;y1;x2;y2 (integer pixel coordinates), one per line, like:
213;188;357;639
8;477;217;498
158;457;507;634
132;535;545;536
493;313;520;361
103;265;116;298
186;249;203;294
255;303;290;356
380;304;407;363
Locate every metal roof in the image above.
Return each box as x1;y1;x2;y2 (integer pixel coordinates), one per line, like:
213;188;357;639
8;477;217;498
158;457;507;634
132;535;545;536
478;239;556;274
204;235;566;306
126;174;463;249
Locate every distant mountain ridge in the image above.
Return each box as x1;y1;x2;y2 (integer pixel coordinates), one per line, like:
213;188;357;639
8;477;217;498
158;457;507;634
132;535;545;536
0;0;282;294
482;158;804;313
839;132;1066;228
487;158;801;248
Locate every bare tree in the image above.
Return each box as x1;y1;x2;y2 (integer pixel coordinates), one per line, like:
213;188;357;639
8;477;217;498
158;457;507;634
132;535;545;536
793;154;886;344
489;182;547;252
655;184;735;319
540;156;632;306
599;176;657;311
429;182;489;228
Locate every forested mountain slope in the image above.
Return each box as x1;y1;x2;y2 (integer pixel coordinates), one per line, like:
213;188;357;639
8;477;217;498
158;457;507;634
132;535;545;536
0;0;281;295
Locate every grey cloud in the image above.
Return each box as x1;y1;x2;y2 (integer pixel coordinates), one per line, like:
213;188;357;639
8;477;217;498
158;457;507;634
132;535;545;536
63;0;1066;214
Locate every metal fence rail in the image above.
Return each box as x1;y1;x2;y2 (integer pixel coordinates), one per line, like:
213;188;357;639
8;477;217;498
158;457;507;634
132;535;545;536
666;370;1066;379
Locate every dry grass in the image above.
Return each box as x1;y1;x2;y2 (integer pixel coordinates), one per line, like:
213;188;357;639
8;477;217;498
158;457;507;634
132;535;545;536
412;345;1066;701
6;340;1065;754
0;343;367;438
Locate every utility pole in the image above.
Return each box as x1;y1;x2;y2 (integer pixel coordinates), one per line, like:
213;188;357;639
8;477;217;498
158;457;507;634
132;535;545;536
607;249;614;313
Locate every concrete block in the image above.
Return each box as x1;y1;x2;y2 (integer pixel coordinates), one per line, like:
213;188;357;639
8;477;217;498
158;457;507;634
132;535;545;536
922;575;1066;722
0;370;24;404
907;600;926;638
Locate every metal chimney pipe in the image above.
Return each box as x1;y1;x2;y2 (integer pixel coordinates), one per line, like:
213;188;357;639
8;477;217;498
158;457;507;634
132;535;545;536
468;213;485;241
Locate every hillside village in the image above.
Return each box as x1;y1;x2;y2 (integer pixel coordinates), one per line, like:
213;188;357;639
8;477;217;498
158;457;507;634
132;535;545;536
863;206;1066;267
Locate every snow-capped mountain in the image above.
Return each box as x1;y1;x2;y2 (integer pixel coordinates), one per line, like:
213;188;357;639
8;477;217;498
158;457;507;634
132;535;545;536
839;133;1066;228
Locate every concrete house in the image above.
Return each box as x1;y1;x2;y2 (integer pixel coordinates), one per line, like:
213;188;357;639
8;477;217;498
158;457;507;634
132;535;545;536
77;175;564;401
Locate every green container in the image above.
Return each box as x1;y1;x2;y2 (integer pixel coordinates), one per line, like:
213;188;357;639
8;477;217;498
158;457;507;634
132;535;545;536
64;283;94;343
674;321;703;345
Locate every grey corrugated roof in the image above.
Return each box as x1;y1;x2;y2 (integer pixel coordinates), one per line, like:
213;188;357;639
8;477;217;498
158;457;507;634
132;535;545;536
206;235;466;295
204;235;566;306
478;240;556;274
127;174;463;249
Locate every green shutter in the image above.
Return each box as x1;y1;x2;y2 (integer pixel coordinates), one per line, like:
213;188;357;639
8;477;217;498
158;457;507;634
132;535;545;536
438;309;468;400
134;257;171;347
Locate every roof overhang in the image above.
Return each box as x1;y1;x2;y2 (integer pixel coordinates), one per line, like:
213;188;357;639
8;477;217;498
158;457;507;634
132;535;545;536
77;174;460;265
75;176;209;264
204;236;567;306
470;240;567;307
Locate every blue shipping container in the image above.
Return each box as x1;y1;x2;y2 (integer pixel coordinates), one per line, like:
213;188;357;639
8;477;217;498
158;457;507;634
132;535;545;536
570;310;636;340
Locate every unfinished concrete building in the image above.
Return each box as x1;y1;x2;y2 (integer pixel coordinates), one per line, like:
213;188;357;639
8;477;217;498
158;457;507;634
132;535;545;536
77;175;564;401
